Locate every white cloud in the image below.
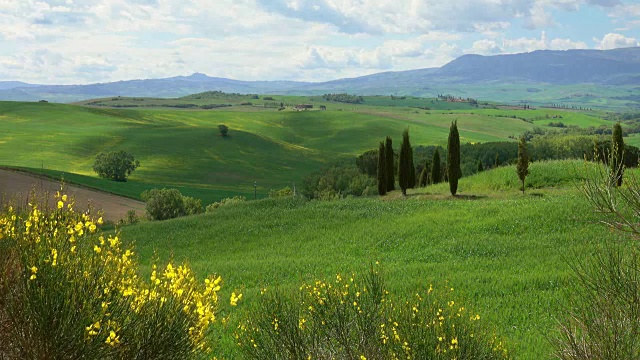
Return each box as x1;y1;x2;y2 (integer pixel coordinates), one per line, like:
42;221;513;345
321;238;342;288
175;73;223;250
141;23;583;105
594;33;639;49
470;39;503;55
0;0;631;84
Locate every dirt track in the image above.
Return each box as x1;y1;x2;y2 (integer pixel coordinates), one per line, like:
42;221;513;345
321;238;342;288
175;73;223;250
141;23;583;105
0;169;145;222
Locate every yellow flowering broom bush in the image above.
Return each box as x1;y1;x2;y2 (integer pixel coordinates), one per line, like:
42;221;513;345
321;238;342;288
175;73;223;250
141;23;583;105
236;266;509;360
0;191;222;359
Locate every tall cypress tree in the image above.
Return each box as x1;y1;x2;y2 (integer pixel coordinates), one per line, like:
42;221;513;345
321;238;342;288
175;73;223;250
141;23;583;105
408;145;416;189
385;136;395;191
419;166;428;187
516;135;529;194
398;129;412;196
447;120;461;195
377;141;387;195
477;159;484;172
431;149;441;184
495;153;500;168
612;122;624;186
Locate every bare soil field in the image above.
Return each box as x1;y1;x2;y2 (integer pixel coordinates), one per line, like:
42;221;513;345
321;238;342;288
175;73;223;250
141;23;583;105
0;169;145;222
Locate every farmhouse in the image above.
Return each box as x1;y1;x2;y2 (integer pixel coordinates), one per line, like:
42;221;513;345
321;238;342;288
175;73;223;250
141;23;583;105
295;104;313;110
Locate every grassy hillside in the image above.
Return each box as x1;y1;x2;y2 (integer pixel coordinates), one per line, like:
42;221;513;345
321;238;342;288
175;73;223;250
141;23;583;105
0;100;543;203
118;160;619;359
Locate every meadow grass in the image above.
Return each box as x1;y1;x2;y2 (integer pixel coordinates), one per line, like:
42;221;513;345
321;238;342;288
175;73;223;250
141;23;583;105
118;160;620;359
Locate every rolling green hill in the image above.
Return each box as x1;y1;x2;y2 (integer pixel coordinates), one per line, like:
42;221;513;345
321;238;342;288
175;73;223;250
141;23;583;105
117;160;622;359
0;99;547;203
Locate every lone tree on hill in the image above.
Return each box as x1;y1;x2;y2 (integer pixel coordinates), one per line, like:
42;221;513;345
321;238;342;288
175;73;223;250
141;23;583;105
612;122;624;186
431;149;442;184
385;136;395;191
377;141;387;196
218;124;229;136
398;129;413;196
93;150;140;182
516;135;529;194
447;120;461;195
477;160;484;172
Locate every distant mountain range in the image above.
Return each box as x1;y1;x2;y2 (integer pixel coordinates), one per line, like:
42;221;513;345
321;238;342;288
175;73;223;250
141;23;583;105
1;47;639;103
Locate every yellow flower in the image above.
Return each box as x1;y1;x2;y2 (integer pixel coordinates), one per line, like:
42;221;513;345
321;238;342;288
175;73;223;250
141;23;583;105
94;245;101;253
230;291;243;306
57;201;64;209
61;194;68;202
30;266;38;274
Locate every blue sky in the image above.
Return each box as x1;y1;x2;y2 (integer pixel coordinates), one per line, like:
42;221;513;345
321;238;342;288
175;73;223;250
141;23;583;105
0;0;638;84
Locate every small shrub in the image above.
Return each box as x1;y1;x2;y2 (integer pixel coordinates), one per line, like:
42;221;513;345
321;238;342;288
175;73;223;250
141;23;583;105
142;188;185;221
206;196;246;212
237;266;509;360
183;196;204;215
269;187;293;198
126;209;139;224
218;124;229;136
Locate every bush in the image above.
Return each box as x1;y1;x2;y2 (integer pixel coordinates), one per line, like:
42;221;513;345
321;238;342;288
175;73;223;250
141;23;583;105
302;163;377;199
0;192;223;359
218;124;229;136
237;266;508;360
553;163;640;358
142;188;185;221
183;196;204;216
92;150;140;182
269;187;294;198
205;196;246;212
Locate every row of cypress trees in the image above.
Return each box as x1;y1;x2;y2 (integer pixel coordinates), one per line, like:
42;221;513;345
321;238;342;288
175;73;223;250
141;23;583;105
377;121;464;196
376;122;625;197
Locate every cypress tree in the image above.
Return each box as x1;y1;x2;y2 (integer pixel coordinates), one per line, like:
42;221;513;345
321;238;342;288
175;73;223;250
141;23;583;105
612;122;624;186
477;159;484;172
516;135;529;194
408;145;416;189
431;149;441;184
385;136;395;191
495;153;500;168
398;129;412;196
419;167;428;187
447;120;461;196
377;141;387;195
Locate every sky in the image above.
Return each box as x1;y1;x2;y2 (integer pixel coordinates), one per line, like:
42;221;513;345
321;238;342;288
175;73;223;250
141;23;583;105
0;0;639;84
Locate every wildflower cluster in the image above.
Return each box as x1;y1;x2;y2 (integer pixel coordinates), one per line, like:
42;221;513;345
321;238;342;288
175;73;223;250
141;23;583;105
0;191;224;359
236;265;509;360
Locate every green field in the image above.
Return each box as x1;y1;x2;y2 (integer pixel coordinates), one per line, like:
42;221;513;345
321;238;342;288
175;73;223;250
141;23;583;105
116;160;621;359
1;95;637;358
0;99;546;203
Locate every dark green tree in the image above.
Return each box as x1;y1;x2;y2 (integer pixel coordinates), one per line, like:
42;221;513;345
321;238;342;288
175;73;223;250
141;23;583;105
385;137;395;191
516;135;529;194
419;167;429;187
430;149;441;184
408;145;416;189
612;122;624;186
447;120;461;195
477;160;484;172
92;150;140;182
218;124;229;136
377;141;387;196
398;129;412;196
495;153;500;168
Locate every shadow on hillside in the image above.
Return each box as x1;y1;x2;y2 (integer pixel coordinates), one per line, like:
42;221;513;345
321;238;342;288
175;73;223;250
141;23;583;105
452;194;487;200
